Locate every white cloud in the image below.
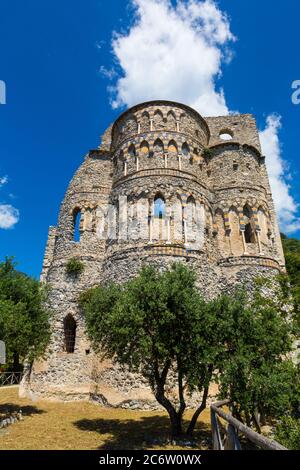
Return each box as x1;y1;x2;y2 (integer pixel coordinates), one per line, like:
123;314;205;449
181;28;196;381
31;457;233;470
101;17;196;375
259;114;300;234
108;0;235;116
0;176;8;187
105;0;299;234
0;204;19;229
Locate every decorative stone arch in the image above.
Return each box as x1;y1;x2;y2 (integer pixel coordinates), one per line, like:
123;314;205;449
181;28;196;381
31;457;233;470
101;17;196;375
214;208;231;256
140;111;151;133
128;143;136;157
167;110;177;131
153;138;164;155
153;109;164;130
140;140;150;156
63;314;76;353
122;114;138;136
182;142;190;157
167;139;178;154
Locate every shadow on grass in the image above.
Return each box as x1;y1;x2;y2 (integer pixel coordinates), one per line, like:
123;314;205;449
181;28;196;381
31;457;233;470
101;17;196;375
0;403;45;417
74;414;211;450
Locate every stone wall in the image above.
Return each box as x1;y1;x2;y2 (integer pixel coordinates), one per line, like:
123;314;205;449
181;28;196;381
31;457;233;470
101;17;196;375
20;100;286;407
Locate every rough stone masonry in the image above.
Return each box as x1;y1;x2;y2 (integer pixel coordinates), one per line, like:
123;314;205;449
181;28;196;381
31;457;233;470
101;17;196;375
20;100;286;408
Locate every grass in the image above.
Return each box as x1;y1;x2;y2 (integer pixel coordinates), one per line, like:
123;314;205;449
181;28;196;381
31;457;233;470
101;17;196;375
0;387;211;450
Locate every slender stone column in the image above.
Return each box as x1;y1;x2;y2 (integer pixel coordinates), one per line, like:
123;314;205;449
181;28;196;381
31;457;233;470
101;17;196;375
257;230;263;255
241;229;248;255
166;217;171;244
178;154;182;170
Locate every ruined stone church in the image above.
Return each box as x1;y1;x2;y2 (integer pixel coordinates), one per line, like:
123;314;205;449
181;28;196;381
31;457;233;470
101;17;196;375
20;100;285;406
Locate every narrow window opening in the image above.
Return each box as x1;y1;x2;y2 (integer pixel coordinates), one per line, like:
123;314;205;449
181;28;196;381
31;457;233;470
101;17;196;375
73;209;81;242
64;314;76;353
154;196;166;219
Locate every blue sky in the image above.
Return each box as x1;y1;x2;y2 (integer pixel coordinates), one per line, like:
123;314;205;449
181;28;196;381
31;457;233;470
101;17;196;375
0;0;299;278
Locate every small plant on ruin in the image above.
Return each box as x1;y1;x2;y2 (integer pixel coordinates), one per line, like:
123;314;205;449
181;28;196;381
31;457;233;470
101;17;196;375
65;258;84;277
202;147;213;159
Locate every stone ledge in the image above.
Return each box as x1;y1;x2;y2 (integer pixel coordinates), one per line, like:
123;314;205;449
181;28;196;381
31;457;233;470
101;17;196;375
218;255;282;271
113;168;209;190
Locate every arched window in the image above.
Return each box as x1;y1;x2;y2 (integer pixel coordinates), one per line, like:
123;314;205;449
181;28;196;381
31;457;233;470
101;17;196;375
154;195;166;219
64;314;76;353
153;110;164;129
128;144;136;157
168;140;178;154
140;140;149;155
123;115;138;135
167;111;176;131
243;205;256;244
140;111;150;132
73;209;81;242
187;196;196;220
154;138;164;155
182;142;190;156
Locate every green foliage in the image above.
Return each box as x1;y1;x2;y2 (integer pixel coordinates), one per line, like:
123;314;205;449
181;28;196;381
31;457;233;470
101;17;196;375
281;234;300;324
81;263;297;437
65;258;84;277
218;277;297;428
275;416;300;450
81;263;224;437
0;258;51;368
202;147;213;159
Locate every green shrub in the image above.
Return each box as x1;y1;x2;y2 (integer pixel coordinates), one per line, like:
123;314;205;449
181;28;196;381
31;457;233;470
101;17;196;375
65;258;84;277
202;147;213;159
275;416;300;450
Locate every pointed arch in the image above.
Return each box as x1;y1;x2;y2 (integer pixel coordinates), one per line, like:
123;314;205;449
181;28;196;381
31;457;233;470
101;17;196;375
123;115;138;134
64;314;76;353
153;109;164;129
140;111;150;132
182;142;190;157
140;140;149;155
128;143;136;157
168;140;178;154
167;111;176;131
154;138;164;154
154;193;166;219
243;204;256;244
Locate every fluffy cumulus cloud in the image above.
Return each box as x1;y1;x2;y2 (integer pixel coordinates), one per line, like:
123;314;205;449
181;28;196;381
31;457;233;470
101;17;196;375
109;0;235;116
259;115;300;234
104;0;300;233
0;175;19;229
0;204;19;229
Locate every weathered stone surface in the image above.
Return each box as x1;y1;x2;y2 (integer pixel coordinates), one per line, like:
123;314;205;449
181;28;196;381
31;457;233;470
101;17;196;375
20;100;286;407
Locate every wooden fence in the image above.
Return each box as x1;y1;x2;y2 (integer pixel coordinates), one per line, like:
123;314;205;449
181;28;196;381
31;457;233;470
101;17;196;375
0;372;23;387
211;399;287;450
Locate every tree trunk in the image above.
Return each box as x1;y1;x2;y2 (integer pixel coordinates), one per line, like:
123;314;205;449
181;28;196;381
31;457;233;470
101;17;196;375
13;352;20;371
153;359;184;439
186;384;209;436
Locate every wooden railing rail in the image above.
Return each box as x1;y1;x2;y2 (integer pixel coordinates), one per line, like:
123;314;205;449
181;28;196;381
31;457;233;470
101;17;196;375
211;399;287;450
